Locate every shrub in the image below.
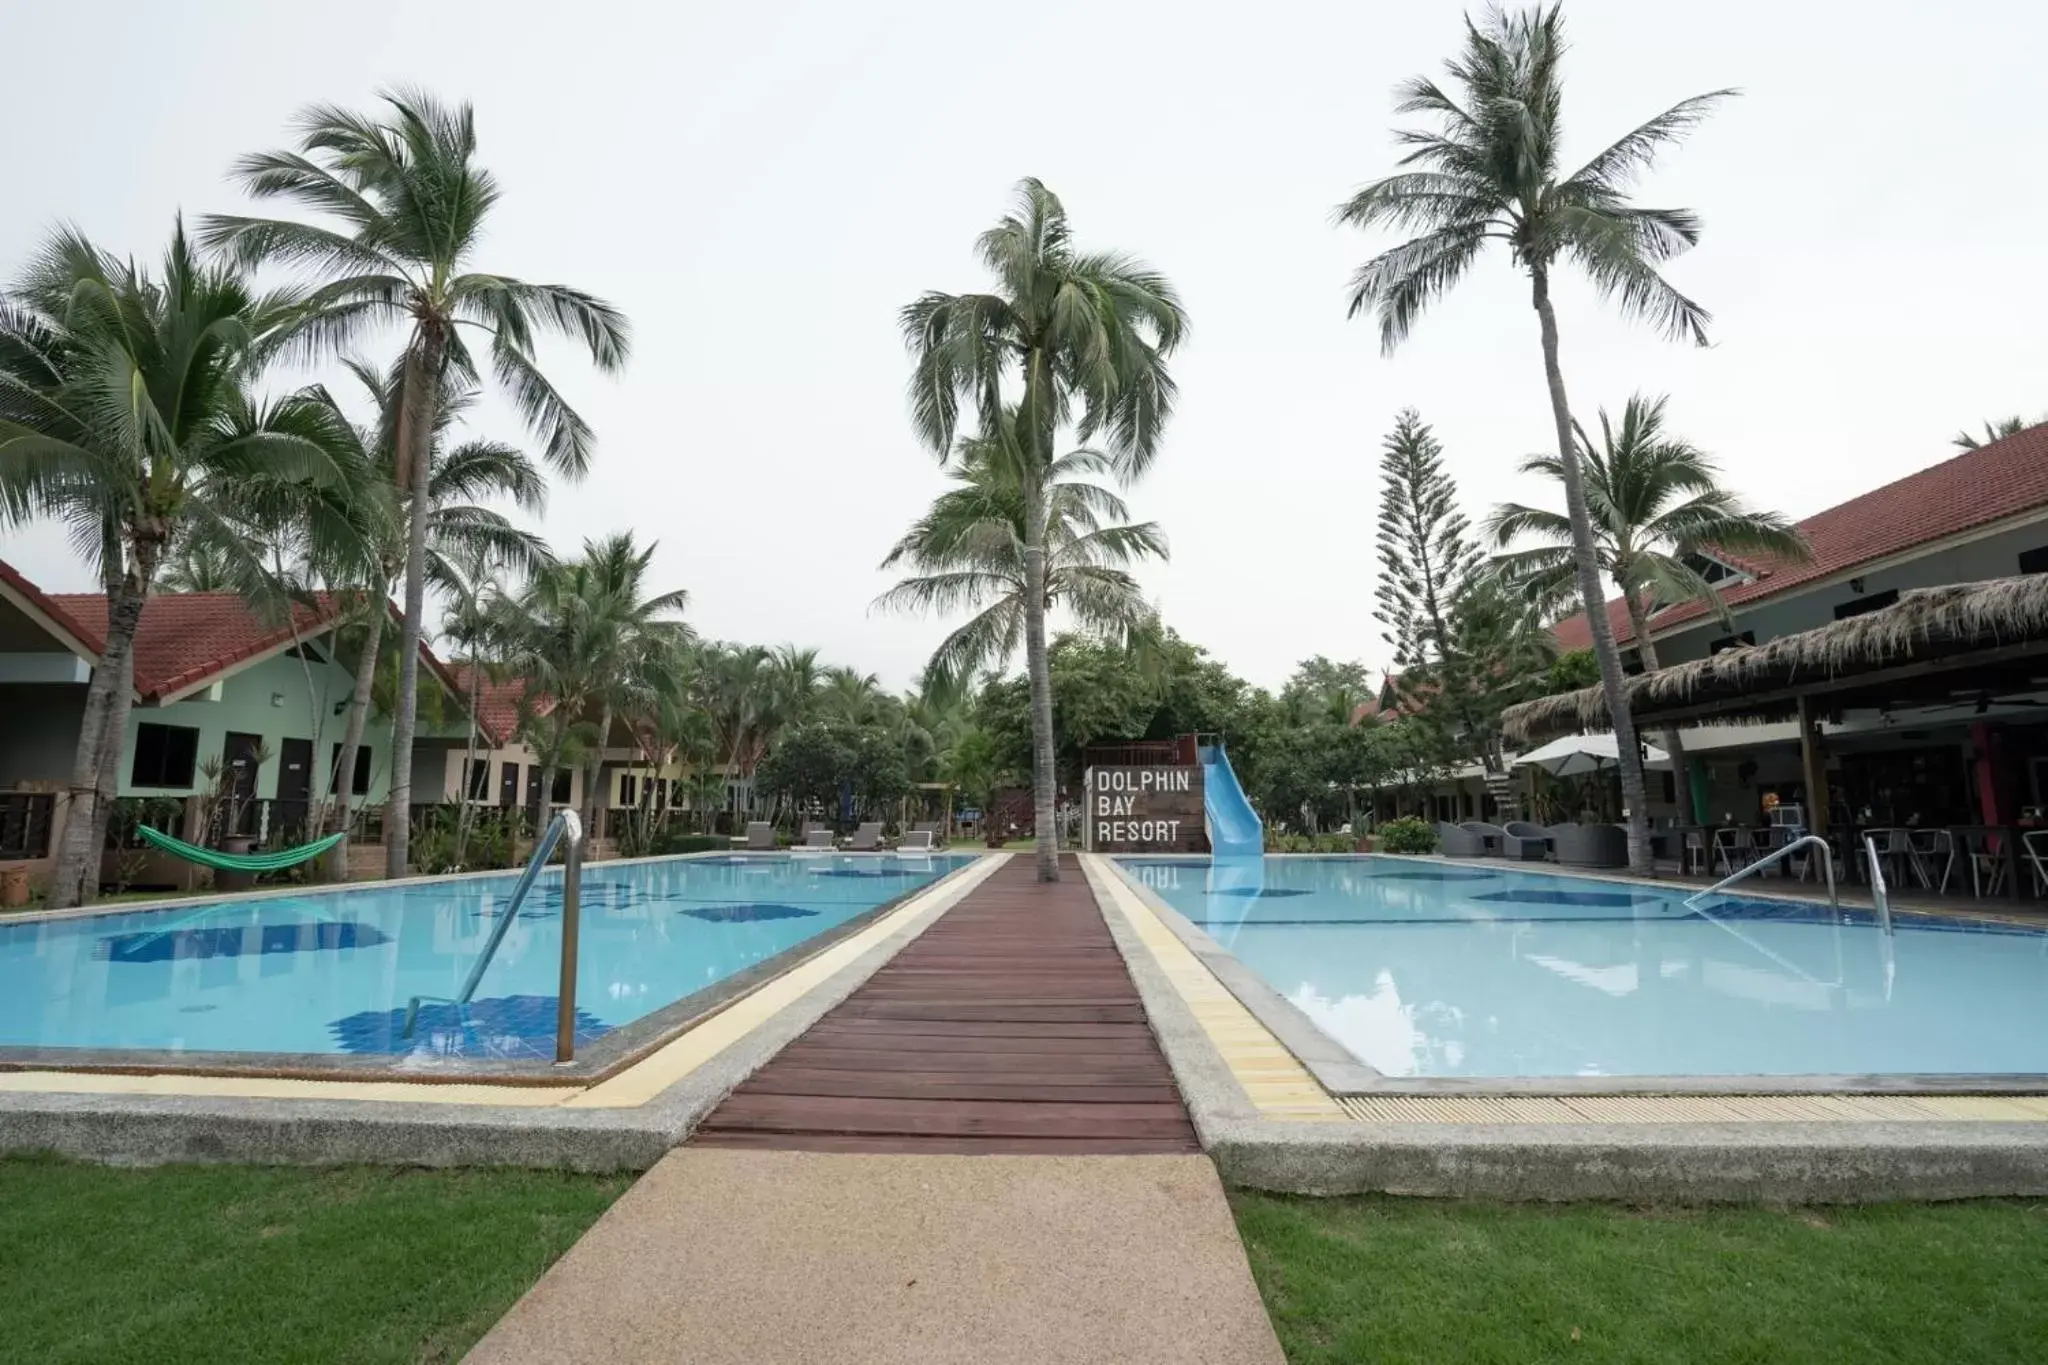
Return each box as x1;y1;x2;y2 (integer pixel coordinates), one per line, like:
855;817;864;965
1375;816;1437;855
650;831;729;856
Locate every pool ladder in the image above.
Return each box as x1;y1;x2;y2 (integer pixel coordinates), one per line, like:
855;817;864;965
1682;833;1891;935
401;808;590;1062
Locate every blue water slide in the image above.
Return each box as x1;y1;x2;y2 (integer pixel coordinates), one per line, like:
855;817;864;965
1199;742;1263;860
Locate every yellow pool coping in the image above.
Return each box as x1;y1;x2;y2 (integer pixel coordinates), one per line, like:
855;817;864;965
0;853;1011;1111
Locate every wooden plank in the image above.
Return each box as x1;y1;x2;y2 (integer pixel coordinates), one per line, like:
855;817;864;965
691;855;1198;1153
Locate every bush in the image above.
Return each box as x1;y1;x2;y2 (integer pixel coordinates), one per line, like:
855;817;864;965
650;831;730;856
1375;816;1437;854
1266;832;1358;854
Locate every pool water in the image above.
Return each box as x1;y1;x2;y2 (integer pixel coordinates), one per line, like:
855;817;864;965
1120;856;2048;1079
0;853;972;1062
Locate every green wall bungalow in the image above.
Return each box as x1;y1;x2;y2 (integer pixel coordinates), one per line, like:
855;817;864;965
0;557;483;880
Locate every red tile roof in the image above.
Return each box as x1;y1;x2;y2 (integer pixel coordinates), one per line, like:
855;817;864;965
1549;424;2048;651
447;664;532;747
0;558;469;712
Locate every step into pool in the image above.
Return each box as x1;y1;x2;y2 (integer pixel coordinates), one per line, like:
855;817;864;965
0;853;972;1065
1119;856;2048;1080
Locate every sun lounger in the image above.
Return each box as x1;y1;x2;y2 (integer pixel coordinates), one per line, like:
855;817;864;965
897;829;936;852
846;821;883;852
1436;822;1486;857
800;828;833;849
1460;822;1506;856
1501;821;1552;861
744;821;775;850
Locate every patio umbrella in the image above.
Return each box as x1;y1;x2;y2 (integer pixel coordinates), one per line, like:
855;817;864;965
1512;734;1671;777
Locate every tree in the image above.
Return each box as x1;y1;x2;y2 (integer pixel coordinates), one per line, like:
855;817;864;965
902;179;1186;881
1337;5;1732;871
1279;656;1376;724
0;225;354;906
1953;415;2038;450
1489;393;1809;819
1375;409;1481;678
202;88;630;877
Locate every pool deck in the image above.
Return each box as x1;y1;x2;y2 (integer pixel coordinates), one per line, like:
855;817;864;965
693;855;1199;1154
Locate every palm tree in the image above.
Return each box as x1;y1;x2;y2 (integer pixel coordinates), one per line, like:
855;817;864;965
0;225;355;906
1489;394;1808;818
770;645;824;727
317;359;548;855
875;431;1168;792
200;89;630;877
903;179;1186;882
1953;416;2037;451
816;666;885;727
1335;5;1731;872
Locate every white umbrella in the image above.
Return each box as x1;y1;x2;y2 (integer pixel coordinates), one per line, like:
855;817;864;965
1512;734;1671;777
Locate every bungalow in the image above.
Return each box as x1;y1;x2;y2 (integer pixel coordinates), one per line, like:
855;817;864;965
1529;423;2048;834
0;558;474;892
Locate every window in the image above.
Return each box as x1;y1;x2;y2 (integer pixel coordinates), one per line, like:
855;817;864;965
618;774;637;808
131;724;200;788
1661;772;1677;804
465;759;491;801
328;744;372;796
551;768;572;804
1709;631;1755;654
1833;588;1899;621
2020;545;2048;575
525;764;541;808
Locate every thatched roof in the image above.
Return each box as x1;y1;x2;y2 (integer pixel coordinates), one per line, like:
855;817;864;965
1502;575;2048;745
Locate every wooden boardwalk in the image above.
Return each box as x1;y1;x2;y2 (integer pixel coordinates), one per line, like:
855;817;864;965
692;855;1199;1154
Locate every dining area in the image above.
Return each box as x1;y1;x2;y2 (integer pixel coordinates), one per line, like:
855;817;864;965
1680;816;2048;902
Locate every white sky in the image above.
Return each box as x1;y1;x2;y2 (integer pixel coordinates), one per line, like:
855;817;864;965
4;0;2043;691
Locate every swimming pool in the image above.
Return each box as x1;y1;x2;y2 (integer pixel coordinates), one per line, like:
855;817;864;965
1119;856;2048;1081
0;852;973;1065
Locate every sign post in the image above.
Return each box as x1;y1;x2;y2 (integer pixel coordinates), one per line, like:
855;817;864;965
1084;765;1208;854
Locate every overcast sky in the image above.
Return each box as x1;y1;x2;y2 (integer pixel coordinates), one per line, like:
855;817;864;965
5;0;2043;692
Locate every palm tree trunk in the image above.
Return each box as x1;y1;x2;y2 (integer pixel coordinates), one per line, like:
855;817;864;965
1621;595;1692;826
1532;267;1651;873
384;332;445;878
328;593;385;880
48;544;157;909
1020;471;1060;883
584;702;613;846
454;665;483;866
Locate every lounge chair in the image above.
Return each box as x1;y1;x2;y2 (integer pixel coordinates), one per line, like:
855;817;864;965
1435;822;1486;857
897;828;936;852
800;828;834;849
1553;822;1627;869
1501;821;1551;861
846;821;884;852
1459;822;1506;856
744;820;775;850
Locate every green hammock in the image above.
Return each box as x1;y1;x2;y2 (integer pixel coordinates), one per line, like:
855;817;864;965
136;824;348;874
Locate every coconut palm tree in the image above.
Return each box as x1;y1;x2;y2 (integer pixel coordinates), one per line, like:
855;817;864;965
1488;394;1809;819
902;179;1185;882
0;225;356;906
770;645;824;726
200;88;630;877
1335;5;1731;872
875;430;1168;779
1953;416;2037;451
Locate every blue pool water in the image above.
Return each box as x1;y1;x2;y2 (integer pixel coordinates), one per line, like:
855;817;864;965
0;853;971;1061
1121;856;2048;1079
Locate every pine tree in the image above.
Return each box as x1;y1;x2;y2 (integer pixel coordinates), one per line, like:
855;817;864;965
1374;409;1480;675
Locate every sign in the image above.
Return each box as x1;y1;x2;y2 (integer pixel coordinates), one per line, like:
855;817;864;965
1084;765;1207;854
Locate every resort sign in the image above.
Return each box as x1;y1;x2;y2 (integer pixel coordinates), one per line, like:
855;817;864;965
1083;765;1208;854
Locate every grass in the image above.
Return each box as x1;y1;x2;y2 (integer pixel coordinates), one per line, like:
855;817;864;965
1232;1191;2048;1364
0;1156;630;1364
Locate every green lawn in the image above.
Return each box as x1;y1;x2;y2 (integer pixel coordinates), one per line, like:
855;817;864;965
0;1157;630;1364
1232;1191;2048;1365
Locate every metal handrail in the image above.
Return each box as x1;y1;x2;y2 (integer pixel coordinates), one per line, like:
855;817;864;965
1863;834;1895;936
1685;833;1839;917
403;809;586;1053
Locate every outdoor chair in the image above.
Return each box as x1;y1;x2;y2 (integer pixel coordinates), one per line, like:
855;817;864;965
1682;828;1709;877
1553;823;1626;869
1435;822;1486;857
847;821;884;852
897;828;936;852
1501;821;1551;861
800;828;833;849
1459;821;1506;856
1909;829;1956;894
2025;830;2048;898
1959;828;2008;898
1864;828;1916;889
744;820;775;850
1710;827;1754;878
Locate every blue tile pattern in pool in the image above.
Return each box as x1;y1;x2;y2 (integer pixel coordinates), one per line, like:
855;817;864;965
0;852;972;1061
1118;855;2048;1079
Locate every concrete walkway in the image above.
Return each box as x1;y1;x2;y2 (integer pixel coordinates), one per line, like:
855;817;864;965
464;1148;1284;1364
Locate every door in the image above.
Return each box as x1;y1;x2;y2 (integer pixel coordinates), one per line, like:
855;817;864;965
221;732;264;838
276;738;313;843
